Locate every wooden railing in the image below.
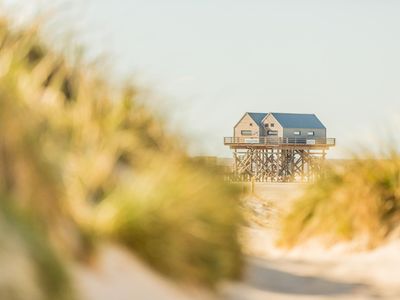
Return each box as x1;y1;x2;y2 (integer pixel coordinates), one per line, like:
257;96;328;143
224;137;336;146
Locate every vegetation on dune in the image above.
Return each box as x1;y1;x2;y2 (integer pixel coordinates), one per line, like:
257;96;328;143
0;14;243;296
0;201;74;300
279;153;400;249
96;160;242;285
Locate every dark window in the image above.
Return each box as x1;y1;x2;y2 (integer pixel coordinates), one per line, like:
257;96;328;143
241;130;253;136
265;123;269;127
270;123;275;127
249;123;253;126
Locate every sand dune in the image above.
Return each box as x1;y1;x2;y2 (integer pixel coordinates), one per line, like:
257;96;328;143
73;183;400;300
222;183;400;300
74;245;212;300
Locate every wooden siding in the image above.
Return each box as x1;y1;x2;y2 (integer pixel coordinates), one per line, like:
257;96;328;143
282;128;326;139
234;113;260;138
263;113;283;137
234;112;327;140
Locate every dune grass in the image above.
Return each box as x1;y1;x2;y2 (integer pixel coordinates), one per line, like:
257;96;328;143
0;14;243;295
95;159;243;285
0;200;74;300
279;153;400;249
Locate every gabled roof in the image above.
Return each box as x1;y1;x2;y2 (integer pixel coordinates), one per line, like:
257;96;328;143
234;112;268;128
269;113;326;129
247;112;268;126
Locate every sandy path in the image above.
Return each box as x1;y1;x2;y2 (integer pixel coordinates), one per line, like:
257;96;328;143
222;183;400;300
74;245;213;300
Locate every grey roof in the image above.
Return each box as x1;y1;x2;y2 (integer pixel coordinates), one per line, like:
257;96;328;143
270;113;326;129
247;112;268;126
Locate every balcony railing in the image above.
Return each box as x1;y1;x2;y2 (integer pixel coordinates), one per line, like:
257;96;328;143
224;137;336;146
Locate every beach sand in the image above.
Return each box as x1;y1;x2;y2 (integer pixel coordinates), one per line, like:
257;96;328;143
73;183;400;300
222;183;400;300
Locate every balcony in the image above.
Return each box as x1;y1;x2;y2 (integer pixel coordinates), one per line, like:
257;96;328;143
224;137;336;147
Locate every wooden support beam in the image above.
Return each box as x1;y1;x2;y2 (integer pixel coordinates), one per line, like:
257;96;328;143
229;144;330;183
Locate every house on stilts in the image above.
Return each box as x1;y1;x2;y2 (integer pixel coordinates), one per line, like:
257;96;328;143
225;112;335;182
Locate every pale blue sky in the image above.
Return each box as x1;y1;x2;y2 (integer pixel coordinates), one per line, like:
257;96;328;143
4;0;400;158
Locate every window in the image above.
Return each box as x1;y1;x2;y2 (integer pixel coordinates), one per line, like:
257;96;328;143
241;130;253;136
270;123;275;127
264;123;269;127
307;131;315;136
267;130;278;136
249;123;253;126
294;131;301;135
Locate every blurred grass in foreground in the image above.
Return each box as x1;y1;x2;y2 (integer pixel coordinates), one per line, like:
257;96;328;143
279;152;400;249
0;15;243;296
0;201;73;300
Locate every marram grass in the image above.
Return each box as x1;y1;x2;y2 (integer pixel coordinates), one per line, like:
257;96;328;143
0;200;75;300
279;153;400;249
95;159;243;285
0;14;243;295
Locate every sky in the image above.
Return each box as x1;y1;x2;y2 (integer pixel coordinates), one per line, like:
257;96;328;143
3;0;400;158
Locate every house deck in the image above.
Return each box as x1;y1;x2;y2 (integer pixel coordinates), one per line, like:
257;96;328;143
225;112;335;182
224;137;336;149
